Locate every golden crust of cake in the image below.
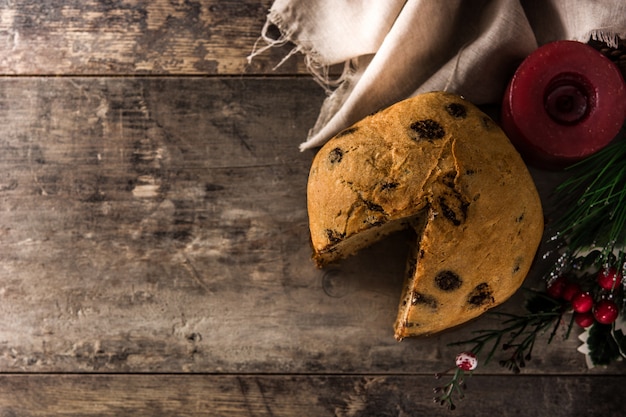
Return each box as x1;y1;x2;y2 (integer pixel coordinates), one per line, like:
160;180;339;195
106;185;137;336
306;91;544;338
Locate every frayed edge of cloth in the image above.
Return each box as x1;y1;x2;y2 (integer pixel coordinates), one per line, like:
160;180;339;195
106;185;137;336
246;11;301;71
582;28;624;48
247;8;364;153
247;9;356;95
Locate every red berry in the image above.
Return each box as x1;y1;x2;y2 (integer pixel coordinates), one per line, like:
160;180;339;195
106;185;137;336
546;276;567;299
593;300;619;324
501;41;626;169
574;311;595;328
597;268;623;290
562;282;582;302
571;291;594;313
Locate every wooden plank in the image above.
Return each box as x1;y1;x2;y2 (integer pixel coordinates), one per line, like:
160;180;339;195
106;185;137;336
0;76;320;372
0;0;308;75
0;77;610;375
0;373;623;416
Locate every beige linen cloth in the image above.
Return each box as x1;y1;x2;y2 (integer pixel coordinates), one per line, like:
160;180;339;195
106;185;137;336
248;0;626;151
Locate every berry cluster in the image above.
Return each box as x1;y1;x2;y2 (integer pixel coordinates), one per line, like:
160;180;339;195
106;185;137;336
547;267;623;328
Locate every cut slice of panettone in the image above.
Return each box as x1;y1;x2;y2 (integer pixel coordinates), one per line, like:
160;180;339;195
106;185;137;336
306;91;544;339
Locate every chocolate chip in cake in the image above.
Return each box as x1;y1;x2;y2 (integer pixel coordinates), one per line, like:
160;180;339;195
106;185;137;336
335;127;358;138
328;148;344;164
440;200;461;225
512;256;524;274
467;283;495;307
441;172;456;188
446;103;467;118
364;200;385;213
381;181;399;191
435;270;463;291
438;194;469;226
411;291;438;309
325;229;345;244
409;119;446;140
482;116;495;130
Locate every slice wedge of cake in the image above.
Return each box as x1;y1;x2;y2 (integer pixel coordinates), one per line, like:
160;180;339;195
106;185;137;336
306;91;544;339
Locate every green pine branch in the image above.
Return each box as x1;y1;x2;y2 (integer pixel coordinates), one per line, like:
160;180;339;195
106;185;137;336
552;137;626;264
448;292;565;372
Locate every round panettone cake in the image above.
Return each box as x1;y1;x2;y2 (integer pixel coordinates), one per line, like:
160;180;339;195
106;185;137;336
306;91;544;339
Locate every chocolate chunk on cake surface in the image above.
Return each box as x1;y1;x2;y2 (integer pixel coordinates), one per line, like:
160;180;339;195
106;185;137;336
306;91;544;338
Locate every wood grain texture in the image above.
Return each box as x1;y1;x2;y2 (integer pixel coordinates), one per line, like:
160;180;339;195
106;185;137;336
0;1;624;415
0;374;622;417
0;0;307;75
0;76;318;372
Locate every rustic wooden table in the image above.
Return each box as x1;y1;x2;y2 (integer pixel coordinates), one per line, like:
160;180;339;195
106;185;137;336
0;1;623;416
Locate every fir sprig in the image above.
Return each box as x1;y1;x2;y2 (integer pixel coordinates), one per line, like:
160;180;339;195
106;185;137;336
433;367;469;411
448;292;565;371
433;293;565;410
551;137;626;265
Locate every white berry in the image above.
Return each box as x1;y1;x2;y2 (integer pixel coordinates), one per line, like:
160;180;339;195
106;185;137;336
455;352;478;371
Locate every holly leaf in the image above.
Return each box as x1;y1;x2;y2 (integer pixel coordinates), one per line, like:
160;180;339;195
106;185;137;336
613;327;626;357
587;323;621;366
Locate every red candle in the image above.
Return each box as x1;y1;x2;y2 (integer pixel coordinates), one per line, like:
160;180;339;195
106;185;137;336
501;40;626;170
